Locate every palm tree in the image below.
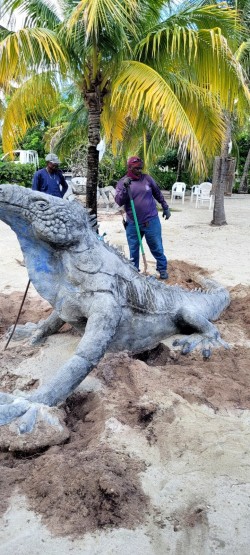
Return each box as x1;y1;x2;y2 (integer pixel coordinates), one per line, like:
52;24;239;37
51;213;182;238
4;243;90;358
235;0;250;193
211;0;250;223
0;0;249;214
239;145;250;192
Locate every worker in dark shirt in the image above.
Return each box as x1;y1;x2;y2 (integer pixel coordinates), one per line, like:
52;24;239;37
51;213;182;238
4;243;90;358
32;153;68;198
115;156;171;279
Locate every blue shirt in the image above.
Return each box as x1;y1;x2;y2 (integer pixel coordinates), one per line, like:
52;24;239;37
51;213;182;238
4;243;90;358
115;173;169;224
32;168;68;198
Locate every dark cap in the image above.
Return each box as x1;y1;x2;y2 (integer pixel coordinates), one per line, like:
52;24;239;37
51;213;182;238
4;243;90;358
127;156;143;169
45;153;60;164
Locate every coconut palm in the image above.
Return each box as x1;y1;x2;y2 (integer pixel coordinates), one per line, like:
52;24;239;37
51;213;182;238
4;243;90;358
234;0;250;193
209;0;250;224
0;0;249;214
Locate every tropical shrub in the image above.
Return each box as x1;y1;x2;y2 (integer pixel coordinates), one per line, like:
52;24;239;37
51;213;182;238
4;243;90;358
0;162;34;187
19;124;47;158
99;154;126;189
149;167;192;190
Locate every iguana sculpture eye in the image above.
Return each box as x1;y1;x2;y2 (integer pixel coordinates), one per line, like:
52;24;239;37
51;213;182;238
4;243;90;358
35;200;49;210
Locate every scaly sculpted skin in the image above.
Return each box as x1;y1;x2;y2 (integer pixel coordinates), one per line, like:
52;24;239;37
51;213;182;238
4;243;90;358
0;185;230;447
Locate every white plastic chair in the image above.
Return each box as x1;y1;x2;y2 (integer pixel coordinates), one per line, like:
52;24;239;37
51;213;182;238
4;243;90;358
195;182;213;209
190;185;200;203
171;182;186;204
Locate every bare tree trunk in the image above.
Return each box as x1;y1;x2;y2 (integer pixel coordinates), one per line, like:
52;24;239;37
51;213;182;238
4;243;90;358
211;156;235;225
176;153;182;181
238;147;250;193
211;115;235;225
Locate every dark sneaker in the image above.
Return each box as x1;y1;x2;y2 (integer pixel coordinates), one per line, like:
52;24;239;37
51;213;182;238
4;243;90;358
159;271;168;280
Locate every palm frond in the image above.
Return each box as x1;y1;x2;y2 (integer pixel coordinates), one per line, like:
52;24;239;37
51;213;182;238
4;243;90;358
144;126;169;168
138;2;243;54
113;61;208;173
193;30;250;116
137;22;250;113
164;71;225;158
66;0;139;40
54;102;88;156
235;39;250;74
2;72;59;153
0;97;6;120
0;0;62;27
48;102;75;126
101;98;128;154
0;24;13;40
0;27;67;85
44;124;66;152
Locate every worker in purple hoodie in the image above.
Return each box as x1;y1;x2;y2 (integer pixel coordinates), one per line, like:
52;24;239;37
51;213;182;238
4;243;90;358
115;156;171;279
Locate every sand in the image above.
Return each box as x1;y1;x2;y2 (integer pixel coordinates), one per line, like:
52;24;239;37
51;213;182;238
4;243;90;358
0;194;250;555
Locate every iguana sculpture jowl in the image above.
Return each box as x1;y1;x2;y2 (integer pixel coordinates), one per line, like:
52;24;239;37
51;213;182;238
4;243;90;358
0;185;230;448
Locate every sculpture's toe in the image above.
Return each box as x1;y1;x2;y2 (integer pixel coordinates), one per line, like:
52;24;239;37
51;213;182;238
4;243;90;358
173;334;203;354
181;342;194;355
201;333;230;357
202;347;211;359
18;405;38;434
216;337;230;349
30;330;47;345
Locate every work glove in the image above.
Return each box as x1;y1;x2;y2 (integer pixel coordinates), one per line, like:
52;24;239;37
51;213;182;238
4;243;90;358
162;207;171;220
123;177;132;189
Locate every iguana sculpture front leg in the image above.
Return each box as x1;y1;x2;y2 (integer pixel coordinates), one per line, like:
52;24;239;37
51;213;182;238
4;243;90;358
2;296;121;433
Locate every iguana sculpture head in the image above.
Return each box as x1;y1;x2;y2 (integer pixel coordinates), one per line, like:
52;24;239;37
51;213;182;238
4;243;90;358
0;184;88;247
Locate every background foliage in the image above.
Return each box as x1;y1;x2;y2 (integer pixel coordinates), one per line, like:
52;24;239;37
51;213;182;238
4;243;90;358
0;162;35;187
1;121;250;191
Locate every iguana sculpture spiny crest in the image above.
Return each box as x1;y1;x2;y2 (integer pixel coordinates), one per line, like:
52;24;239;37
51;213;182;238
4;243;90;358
0;185;230;449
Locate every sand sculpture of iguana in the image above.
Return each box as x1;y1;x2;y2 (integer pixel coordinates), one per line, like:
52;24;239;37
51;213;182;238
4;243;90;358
0;185;230;450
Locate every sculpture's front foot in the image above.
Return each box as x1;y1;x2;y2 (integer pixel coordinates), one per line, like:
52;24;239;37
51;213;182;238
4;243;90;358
7;322;39;342
6;312;66;346
0;392;69;451
173;331;229;358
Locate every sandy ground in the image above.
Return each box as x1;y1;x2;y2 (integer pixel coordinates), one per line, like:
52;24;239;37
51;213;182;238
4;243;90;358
0;194;250;555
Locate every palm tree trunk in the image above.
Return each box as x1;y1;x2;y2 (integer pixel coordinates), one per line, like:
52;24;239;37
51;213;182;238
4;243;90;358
238;147;250;193
176;153;182;181
84;80;102;215
211;115;235;226
211;157;227;225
